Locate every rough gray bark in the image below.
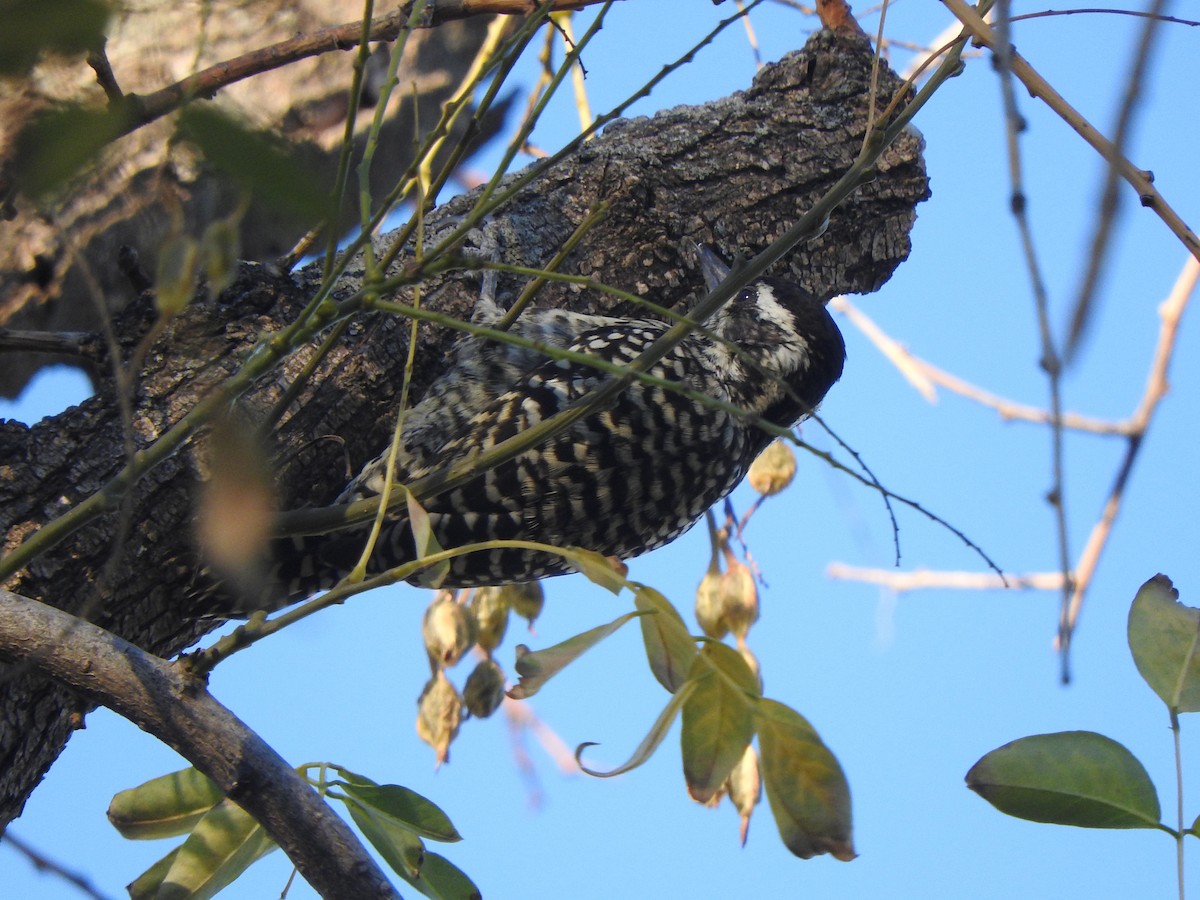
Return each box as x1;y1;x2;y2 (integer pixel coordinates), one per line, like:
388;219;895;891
0;27;928;845
0;1;501;397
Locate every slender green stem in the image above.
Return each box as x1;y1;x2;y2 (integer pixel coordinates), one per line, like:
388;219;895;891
321;0;377;279
497;201;611;330
355;1;427;279
1173;708;1185;900
188;538;611;671
350;209;429;583
374;9;558;272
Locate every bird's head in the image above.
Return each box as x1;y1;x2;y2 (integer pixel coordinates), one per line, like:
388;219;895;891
694;245;846;426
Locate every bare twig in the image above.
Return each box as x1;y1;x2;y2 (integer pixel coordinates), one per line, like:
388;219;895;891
34;0;614;158
0;831;112;900
1009;7;1199;28
1065;0;1170;361
828;257;1198;630
0;590;399;900
826;564;1065;593
831;296;1129;434
942;0;1200;262
85;42;124;105
0;329;102;361
1061;255;1199;643
987;0;1074;680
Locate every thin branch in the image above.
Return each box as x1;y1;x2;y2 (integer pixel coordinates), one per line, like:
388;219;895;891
828;257;1198;622
0;590;399;900
826;564;1065;593
1061;255;1199;643
831;296;1130;434
0;328;102;361
942;0;1200;262
1065;0;1169;361
1009;7;1200;28
990;0;1074;681
0;831;112;900
85;42;124;104
85;1;613;150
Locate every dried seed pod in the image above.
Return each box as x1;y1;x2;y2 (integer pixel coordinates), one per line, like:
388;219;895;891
503;582;545;627
422;593;477;667
747;439;796;497
416;671;462;765
695;567;728;639
719;556;759;640
726;743;761;846
463;658;507;719
469;586;510;653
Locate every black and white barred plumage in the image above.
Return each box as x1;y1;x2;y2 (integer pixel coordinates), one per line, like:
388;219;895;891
266;248;845;610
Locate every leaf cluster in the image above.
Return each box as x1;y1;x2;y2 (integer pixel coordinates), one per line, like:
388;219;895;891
108;764;478;900
511;574;855;861
968;575;1200;892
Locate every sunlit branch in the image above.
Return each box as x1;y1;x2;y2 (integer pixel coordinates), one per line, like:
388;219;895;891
831;296;1130;434
1061;255;1199;645
826;564;1065;593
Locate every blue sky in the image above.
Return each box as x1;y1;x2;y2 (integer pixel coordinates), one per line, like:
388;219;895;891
4;2;1200;897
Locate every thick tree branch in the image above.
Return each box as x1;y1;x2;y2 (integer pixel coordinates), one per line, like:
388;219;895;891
0;589;397;898
0;29;928;830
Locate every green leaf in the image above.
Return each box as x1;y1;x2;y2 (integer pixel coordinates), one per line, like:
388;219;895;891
9;102;131;197
701;639;761;695
0;0;110;75
127;847;179;899
407;490;450;587
756;699;855;860
107;767;225;840
156;798;277;900
560;547;629;594
345;797;426;880
634;586;697;693
200;216;240;298
508;610;644;699
1128;573;1200;712
339;781;462;843
177;106;326;220
966;731;1161;829
154;233;201;318
577;679;698;778
406;852;483;900
681;645;758;803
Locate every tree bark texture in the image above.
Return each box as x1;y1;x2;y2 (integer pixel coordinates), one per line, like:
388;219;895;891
0;29;929;833
0;0;502;396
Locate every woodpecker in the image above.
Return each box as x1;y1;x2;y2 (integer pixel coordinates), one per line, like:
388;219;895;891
263;247;845;610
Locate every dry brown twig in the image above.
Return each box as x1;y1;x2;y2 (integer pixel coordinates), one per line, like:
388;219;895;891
987;0;1074;680
1060;255;1199;644
827;565;1066;593
78;0;611;150
830;296;1129;434
942;0;1200;262
827;2;1199;677
828;255;1198;632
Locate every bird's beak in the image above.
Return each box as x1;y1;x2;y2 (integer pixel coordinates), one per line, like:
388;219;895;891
696;244;732;293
